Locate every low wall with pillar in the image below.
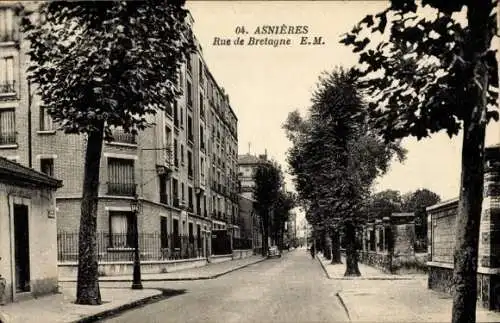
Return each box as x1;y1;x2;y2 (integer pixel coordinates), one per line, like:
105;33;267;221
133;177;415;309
360;213;422;273
427;145;500;311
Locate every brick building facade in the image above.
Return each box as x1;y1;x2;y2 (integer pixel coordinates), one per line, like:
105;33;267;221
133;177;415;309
0;2;240;262
427;145;500;311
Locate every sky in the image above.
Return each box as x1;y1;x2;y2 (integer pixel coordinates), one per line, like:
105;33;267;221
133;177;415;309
186;1;500;212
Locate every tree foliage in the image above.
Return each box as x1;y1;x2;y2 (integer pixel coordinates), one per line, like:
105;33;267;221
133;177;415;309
22;0;194;138
284;67;406;275
340;0;498;141
340;0;497;320
253;160;284;253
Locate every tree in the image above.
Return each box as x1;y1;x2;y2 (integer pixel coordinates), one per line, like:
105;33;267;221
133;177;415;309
253;161;283;256
272;191;296;250
284;67;406;274
22;1;194;305
366;189;403;221
341;0;498;320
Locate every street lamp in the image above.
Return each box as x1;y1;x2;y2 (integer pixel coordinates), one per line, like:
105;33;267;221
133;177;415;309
130;194;143;290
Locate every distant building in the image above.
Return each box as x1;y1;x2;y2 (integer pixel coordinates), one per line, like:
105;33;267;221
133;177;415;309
237;152;268;253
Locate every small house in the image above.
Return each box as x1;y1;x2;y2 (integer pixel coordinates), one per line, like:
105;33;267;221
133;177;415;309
0;157;62;304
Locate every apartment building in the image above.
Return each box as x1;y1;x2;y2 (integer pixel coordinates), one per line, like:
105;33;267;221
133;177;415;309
238;153;268;252
0;3;239;260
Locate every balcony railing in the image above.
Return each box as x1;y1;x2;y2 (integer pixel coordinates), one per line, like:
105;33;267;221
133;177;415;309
0;132;16;145
107;182;136;196
111;129;137;145
0;81;16;94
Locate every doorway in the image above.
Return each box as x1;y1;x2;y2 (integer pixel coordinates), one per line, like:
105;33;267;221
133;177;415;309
14;204;30;293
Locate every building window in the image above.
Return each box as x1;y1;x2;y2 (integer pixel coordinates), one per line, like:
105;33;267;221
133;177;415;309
199;59;204;85
159;174;168;205
0;108;16;145
187;151;193;178
200;157;205;178
109;211;134;248
174;102;179;128
173;218;180;248
181;182;185;204
187;116;193;142
188;186;193;211
197;224;202;249
0;8;15;42
186;54;192;75
39;106;54;131
0;57;14;94
187;80;193;108
172;178;179;207
199;93;205;119
40;158;54;177
165;100;174;117
107;158;135;196
200;126;205;150
188;222;194;243
181;144;185;165
180;108;184;128
160;217;168;249
174;139;179;167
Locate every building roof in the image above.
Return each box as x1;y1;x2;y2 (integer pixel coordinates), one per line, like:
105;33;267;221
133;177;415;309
391;212;414;217
426;197;459;212
0;157;63;189
238;154;267;165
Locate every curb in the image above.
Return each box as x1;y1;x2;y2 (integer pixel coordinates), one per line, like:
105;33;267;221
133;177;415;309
317;256;424;280
317;255;332;279
60;258;267;283
70;289;165;323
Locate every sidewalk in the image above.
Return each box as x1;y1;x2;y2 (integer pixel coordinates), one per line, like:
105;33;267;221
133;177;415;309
60;255;266;282
1;255;266;323
317;255;500;322
318;254;425;280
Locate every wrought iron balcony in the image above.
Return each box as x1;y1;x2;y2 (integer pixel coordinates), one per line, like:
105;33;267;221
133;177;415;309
0;81;15;94
0;132;16;145
107;182;136;196
111;128;136;145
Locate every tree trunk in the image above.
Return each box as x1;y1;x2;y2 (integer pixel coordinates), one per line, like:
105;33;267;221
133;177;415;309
76;123;104;305
451;2;490;322
324;231;332;260
344;220;361;276
331;228;342;264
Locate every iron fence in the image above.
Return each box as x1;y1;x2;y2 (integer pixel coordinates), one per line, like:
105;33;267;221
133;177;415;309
57;231;208;263
233;238;252;250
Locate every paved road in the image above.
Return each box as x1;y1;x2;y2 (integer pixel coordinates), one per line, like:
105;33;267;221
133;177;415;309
101;249;348;323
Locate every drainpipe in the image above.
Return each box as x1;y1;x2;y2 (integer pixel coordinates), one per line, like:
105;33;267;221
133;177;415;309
27;80;33;168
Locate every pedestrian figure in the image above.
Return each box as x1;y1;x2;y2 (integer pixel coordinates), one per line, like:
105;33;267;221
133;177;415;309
310;244;315;259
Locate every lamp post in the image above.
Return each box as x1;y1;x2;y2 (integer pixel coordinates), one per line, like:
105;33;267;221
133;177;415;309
130;194;143;290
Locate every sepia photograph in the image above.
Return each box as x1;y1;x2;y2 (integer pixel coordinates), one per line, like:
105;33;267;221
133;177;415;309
0;0;499;322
